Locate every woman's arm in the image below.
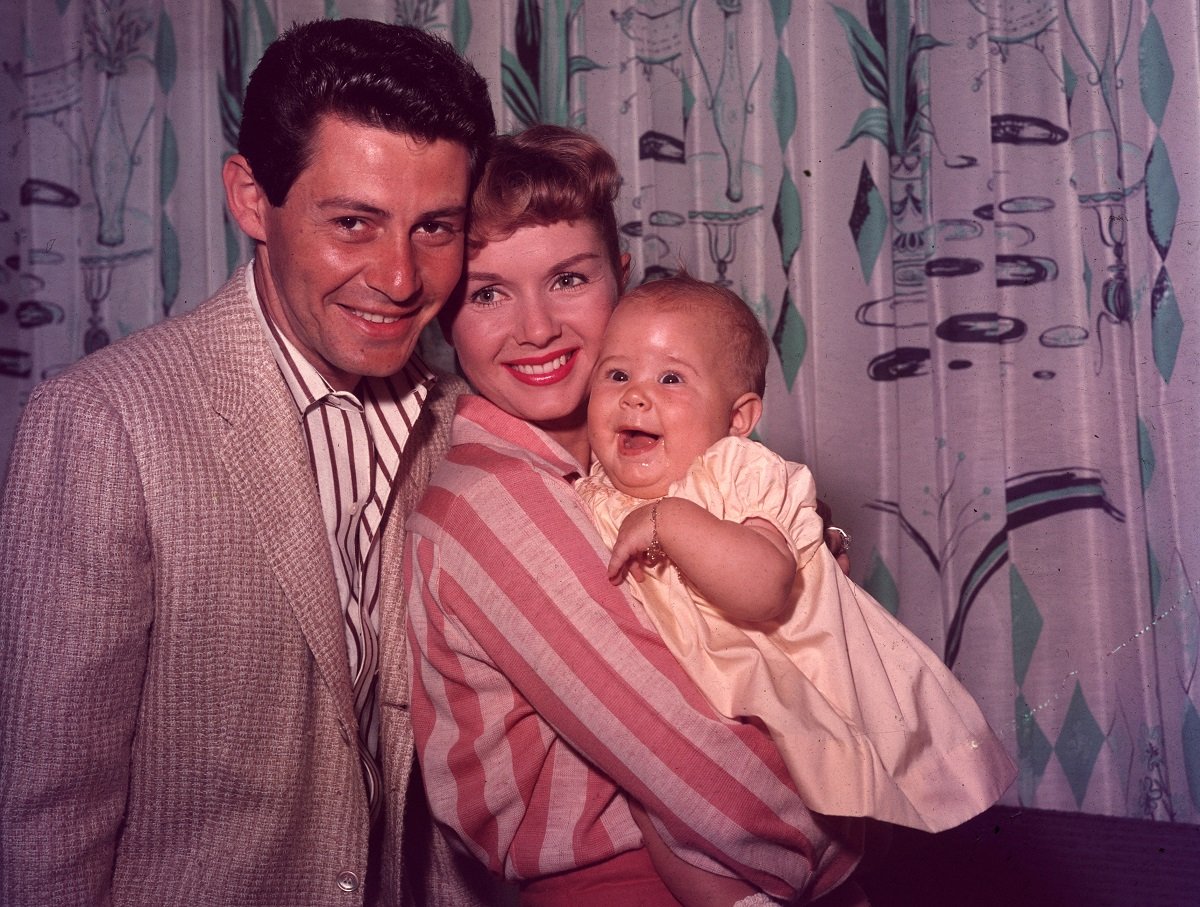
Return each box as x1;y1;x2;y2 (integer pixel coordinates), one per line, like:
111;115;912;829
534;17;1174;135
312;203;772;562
407;454;862;899
606;497;797;622
630;801;771;907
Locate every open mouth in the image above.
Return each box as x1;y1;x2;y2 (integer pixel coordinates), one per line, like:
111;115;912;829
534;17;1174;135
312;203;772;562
618;428;660;454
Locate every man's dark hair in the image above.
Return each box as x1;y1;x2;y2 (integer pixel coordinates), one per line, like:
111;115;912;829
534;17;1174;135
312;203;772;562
238;18;495;206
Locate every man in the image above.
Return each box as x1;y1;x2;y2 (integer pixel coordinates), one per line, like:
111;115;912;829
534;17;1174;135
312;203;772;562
0;19;497;906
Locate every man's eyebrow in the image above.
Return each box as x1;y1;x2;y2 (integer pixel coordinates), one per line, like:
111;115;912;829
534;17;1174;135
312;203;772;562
315;198;468;220
420;203;469;220
317;197;387;217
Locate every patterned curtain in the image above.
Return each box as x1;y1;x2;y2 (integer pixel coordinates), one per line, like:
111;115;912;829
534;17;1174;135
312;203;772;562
4;0;1198;823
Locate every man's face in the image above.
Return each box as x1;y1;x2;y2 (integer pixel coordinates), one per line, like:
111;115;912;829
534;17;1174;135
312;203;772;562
251;115;471;390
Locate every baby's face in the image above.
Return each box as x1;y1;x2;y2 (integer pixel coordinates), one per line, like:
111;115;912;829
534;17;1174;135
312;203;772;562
588;300;743;498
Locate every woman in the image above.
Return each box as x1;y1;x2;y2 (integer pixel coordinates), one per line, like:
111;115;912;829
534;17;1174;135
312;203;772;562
405;126;867;906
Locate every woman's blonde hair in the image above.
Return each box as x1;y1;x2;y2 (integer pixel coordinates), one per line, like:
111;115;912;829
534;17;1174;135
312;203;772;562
468;124;622;274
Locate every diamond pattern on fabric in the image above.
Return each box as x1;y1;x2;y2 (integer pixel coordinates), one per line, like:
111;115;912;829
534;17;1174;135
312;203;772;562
863;550;900;617
1010;566;1043;688
1016;693;1054;805
1055;682;1106;807
1151;266;1183;383
772;288;807;392
1145;136;1179;260
849;161;887;281
1139;13;1174;127
774;168;803;272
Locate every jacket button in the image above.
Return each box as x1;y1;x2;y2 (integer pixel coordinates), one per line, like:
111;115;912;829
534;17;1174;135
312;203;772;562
336;870;360;892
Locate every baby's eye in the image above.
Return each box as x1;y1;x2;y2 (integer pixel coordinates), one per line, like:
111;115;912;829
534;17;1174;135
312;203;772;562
659;372;682;385
607;369;629;382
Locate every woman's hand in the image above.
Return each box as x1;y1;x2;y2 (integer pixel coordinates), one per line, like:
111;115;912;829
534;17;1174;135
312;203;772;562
816;498;852;576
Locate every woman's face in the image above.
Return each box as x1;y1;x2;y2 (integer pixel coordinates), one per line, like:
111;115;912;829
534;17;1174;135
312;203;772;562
449;219;625;448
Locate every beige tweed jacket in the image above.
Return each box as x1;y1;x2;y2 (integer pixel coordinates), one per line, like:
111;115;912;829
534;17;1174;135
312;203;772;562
0;273;501;906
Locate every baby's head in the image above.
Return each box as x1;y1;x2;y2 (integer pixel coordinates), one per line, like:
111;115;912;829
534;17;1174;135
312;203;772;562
588;273;769;498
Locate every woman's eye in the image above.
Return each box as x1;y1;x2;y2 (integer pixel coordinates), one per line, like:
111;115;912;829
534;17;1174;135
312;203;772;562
470;286;498;305
554;272;585;289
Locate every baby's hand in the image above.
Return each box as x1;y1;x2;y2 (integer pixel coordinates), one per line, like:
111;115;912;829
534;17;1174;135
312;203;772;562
607;502;662;584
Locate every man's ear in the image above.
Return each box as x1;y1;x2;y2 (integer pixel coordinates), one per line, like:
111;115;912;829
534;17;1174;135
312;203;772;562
728;392;763;438
222;154;270;243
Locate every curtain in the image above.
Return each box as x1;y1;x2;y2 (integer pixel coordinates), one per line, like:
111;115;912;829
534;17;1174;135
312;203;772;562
4;0;1198;823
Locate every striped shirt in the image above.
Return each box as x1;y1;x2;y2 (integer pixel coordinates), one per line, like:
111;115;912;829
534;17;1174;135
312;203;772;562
405;395;862;900
248;264;434;811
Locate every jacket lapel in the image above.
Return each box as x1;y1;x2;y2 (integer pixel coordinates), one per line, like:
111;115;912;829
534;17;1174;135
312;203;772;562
192;274;359;739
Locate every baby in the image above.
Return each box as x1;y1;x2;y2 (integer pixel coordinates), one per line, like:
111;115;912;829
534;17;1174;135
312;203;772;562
576;274;1015;837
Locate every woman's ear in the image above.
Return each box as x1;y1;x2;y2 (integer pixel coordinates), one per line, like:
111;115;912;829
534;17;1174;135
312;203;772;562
728;392;763;438
618;252;632;292
222;154;270;243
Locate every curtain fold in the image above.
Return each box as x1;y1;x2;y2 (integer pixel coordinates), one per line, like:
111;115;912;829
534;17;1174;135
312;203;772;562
4;0;1198;823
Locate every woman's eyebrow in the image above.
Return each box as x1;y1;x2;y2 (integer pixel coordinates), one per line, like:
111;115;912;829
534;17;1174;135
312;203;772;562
467;251;602;284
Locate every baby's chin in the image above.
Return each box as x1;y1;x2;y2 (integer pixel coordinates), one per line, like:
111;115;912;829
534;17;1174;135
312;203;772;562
606;473;671;500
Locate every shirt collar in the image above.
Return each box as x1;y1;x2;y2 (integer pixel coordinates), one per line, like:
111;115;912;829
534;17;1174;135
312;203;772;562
245;260;436;415
452;394;586;480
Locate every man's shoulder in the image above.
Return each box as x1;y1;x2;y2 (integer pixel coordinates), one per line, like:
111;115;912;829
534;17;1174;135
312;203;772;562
424;371;469;419
35;273;257;396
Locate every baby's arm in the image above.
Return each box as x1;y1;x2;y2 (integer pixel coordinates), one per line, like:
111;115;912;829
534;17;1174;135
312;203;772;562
607;497;796;623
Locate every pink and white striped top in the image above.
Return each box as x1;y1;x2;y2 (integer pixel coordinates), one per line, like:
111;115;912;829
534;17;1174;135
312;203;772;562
405;395;862;901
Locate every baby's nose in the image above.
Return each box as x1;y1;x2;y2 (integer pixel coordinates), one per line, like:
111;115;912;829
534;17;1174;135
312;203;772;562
620;386;648;407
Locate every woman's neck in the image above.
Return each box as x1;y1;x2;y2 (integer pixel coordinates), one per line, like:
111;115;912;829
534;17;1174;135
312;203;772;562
530;401;591;470
540;422;590;471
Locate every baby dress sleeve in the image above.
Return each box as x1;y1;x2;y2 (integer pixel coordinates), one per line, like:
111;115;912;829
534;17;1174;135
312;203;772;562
672;436;825;568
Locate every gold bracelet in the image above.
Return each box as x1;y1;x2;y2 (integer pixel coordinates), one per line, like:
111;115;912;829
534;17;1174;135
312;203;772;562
643;500;666;566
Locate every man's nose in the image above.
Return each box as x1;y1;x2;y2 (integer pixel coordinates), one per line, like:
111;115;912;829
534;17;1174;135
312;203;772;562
367;236;421;303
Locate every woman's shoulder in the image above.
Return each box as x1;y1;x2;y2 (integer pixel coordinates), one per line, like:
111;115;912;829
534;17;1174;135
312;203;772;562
417;424;582;532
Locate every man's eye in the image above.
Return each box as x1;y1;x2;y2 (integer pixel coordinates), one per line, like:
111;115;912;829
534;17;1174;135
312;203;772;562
336;217;365;230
